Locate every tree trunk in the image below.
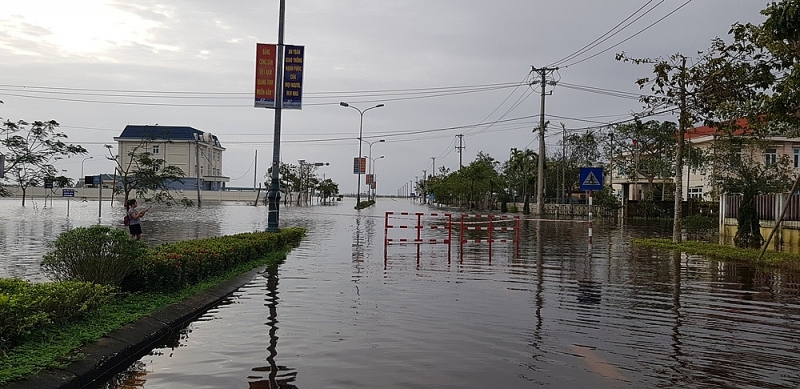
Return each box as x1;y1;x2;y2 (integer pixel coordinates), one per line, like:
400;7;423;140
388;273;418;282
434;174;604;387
734;192;764;248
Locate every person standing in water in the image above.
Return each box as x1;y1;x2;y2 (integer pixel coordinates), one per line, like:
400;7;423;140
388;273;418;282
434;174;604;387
126;199;149;240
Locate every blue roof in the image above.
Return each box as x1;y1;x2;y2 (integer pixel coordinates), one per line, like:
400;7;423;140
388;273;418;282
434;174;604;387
117;125;222;146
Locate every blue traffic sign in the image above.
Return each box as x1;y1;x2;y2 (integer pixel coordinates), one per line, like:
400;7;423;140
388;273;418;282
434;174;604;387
62;189;75;197
579;167;604;191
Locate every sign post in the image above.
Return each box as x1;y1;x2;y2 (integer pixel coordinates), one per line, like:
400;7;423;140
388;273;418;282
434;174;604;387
579;167;604;247
62;188;75;217
94;175;102;218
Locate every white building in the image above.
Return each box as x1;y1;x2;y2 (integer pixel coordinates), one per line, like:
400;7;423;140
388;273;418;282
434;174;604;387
114;125;229;191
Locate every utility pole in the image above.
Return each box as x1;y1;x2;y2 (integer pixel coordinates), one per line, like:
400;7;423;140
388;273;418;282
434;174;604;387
431;157;436;177
455;134;464;169
195;137;202;207
532;66;557;216
266;0;286;232
561;123;566;204
422;169;427;204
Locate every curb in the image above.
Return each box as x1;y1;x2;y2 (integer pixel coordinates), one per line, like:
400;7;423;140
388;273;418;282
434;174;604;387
5;266;267;389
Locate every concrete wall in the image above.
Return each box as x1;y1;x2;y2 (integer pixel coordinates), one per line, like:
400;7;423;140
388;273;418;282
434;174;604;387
1;186;263;203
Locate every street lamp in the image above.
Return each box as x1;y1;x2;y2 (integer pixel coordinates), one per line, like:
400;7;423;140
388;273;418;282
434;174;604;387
340;102;384;206
364;139;385;200
81;156;94;181
368;154;384;201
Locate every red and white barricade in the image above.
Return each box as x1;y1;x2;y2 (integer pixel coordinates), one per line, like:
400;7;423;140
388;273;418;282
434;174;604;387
384;211;452;246
459;213;520;258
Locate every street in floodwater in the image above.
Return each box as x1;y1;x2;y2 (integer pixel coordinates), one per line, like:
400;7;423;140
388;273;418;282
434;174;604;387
2;198;800;388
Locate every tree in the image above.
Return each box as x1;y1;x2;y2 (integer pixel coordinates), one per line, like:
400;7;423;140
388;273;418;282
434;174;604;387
709;125;793;247
726;0;800;128
106;140;188;207
266;162;299;205
690;0;800;247
503;148;537;214
553;127;602;202
618;51;710;243
317;178;339;204
0;120;87;205
609;119;678;200
426;153;500;210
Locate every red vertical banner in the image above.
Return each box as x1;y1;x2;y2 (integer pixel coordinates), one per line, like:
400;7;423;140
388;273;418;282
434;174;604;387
366;174;374;185
255;43;277;108
353;157;366;174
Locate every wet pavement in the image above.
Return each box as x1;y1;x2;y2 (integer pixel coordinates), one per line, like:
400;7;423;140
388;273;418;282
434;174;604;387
2;198;800;388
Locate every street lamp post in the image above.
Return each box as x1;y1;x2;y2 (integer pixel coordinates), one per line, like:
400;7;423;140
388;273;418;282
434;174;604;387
340;102;384;206
368;155;384;201
81;156;94;182
365;139;385;201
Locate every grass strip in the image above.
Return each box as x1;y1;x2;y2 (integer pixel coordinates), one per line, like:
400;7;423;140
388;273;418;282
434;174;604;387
0;249;290;386
632;238;800;265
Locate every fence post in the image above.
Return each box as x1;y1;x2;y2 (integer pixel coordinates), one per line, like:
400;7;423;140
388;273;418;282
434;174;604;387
719;195;726;244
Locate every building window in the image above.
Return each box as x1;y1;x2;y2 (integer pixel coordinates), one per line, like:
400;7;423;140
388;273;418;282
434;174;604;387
794;148;800;168
688;187;703;199
765;148;777;165
152;145;159;154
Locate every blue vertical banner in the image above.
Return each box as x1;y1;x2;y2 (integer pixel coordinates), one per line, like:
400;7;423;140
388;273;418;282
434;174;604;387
282;45;304;110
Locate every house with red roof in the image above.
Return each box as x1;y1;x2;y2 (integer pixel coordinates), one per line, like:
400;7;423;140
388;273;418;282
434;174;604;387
608;119;800;203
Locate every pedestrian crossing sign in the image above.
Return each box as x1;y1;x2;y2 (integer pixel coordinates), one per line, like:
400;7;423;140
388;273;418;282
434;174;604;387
579;167;604;191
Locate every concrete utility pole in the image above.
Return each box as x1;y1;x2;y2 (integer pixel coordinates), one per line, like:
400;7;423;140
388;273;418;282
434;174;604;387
532;66;557;215
431;157;436;177
456;134;464;169
422;169;427;204
195;137;202;207
266;0;286;232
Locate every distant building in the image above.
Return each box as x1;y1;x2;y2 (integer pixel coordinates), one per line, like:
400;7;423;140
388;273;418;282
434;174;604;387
114;125;229;191
609;120;800;202
682;121;800;201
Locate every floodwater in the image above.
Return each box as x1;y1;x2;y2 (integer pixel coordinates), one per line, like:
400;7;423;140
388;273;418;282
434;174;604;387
2;198;800;388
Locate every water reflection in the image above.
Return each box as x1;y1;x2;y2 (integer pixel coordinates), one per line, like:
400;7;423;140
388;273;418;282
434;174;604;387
6;199;800;388
248;270;297;389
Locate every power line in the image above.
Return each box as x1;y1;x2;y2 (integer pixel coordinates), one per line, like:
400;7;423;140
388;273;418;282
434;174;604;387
548;0;663;67
562;0;695;68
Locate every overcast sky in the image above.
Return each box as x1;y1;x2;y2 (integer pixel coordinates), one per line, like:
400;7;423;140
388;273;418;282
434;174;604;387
0;0;770;195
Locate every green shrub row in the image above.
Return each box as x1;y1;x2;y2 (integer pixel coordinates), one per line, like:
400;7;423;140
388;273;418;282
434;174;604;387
1;226;305;354
0;279;115;350
128;227;306;292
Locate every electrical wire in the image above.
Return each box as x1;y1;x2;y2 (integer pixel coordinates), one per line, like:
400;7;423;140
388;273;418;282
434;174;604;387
561;0;695;68
548;0;662;67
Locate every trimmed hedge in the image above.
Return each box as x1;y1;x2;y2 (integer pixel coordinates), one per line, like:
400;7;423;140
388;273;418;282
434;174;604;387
126;228;306;292
0;279;115;350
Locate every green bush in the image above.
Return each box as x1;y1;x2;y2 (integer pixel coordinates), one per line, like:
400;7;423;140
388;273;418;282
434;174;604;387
132;228;305;292
0;279;114;350
41;225;148;286
683;214;717;234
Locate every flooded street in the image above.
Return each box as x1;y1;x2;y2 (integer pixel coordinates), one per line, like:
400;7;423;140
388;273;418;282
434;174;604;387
2;198;800;388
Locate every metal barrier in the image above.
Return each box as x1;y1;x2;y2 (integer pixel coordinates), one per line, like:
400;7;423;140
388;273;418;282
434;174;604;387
384;211;453;263
459;214;520;258
383;211;523;263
